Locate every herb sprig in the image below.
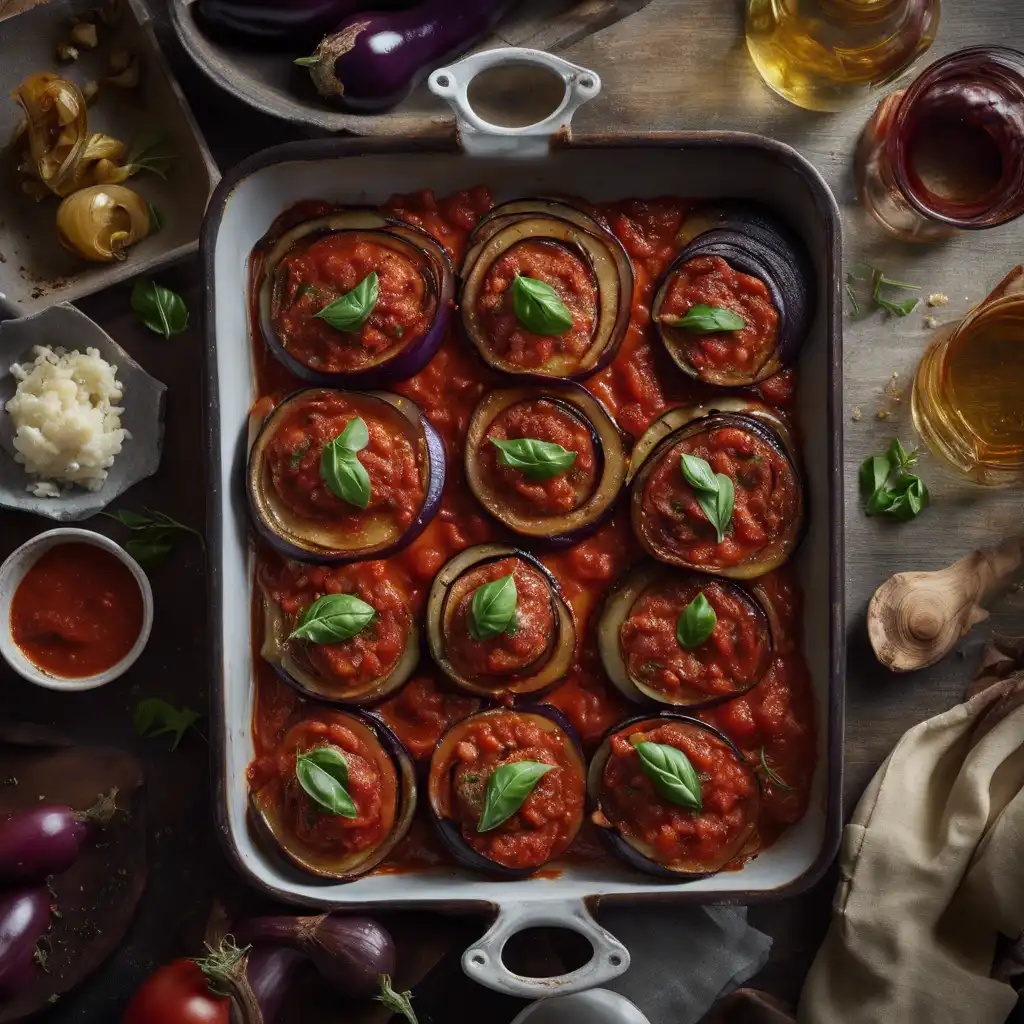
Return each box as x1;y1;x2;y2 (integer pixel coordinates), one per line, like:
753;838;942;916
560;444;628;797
846;263;921;318
859;439;930;521
104;507;205;568
134;698;200;751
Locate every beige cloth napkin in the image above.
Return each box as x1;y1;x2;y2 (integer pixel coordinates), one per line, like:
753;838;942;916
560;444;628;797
797;638;1024;1024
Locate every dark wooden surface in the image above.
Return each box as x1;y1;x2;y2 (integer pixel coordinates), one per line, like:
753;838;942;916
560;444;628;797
4;0;1023;1020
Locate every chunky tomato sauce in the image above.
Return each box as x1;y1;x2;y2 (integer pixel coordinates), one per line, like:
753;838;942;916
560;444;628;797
660;255;779;379
11;543;143;678
476;240;598;371
639;425;800;571
436;711;584;869
272;234;434;373
477;398;598;515
621;578;771;701
266;390;424;530
249;187;817;873
598;720;757;870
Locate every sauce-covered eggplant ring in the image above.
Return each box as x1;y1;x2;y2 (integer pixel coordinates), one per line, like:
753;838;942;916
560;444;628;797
249;708;417;882
247;388;445;564
587;713;761;881
628;398;805;580
425;544;576;698
426;706;586;878
258;583;419;707
597;561;774;710
464;383;627;544
257;208;455;387
458;198;634;381
652;206;814;388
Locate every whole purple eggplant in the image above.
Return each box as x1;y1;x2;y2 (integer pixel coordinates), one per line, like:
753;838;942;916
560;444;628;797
0;886;50;997
295;0;513;112
0;790;117;884
195;0;406;47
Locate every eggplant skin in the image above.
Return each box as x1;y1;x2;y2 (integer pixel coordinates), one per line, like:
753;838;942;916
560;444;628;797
299;0;514;112
195;0;380;47
0;886;50;996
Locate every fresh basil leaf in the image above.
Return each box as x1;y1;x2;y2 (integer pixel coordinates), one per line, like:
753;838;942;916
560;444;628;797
296;747;357;818
861;439;929;521
290;593;376;644
634;740;702;812
131;279;189;339
476;761;555;833
680;453;718;493
314;272;379;332
125;538;174;568
859;454;891;497
692;473;734;544
676;592;717;648
319;425;371;509
104;509;156;530
133;698;200;751
666;304;746;333
885;476;931;521
489;437;577;481
512;275;573;336
468;572;518;641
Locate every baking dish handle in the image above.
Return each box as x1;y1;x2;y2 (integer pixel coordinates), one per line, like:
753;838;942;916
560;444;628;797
428;47;601;158
462;898;630;997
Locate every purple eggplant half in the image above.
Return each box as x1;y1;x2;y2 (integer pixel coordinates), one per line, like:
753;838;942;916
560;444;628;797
0;886;50;997
425;544;576;699
628;398;805;579
652;205;814;387
427;706;586;878
587;713;761;881
459;198;634;382
597;561;774;710
194;0;393;47
247;388;445;564
464;383;627;545
295;0;513;111
249;708;416;882
258;208;454;388
0;790;117;884
258;578;419;707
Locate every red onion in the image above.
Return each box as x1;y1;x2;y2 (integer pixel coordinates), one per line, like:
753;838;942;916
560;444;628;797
233;914;395;998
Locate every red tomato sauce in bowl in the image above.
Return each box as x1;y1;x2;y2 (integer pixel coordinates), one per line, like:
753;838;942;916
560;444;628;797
271;234;434;374
659;255;779;380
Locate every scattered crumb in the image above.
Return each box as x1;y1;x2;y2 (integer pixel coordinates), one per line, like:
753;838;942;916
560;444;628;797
884;372;905;403
852;406;862;422
106;55;141;89
70;22;98;48
83;80;100;105
924;314;939;329
47;995;59;1005
927;293;948;307
55;41;79;62
876;409;890;420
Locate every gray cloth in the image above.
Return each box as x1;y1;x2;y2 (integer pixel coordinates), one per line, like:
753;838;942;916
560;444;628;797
602;906;774;1024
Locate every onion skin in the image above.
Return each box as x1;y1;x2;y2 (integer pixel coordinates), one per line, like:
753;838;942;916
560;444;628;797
245;946;306;1024
0;886;50;996
56;184;150;262
233;914;395;999
12;74;89;198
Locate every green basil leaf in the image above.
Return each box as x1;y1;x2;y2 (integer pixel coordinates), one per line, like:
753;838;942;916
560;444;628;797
468;572;518;641
676;592;717;648
130;279;189;339
884;476;931;522
865;486;897;517
666;304;746;333
489;437;577;481
476;761;555;833
296;747;357;818
680;453;718;493
125;538;174;568
634;740;702;812
512;275;573;336
133;698;200;751
693;474;734;544
859;454;891;497
290;593;376;644
315;272;379;332
319;423;371;508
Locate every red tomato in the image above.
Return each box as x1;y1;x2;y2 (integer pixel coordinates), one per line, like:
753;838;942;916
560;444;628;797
123;960;229;1024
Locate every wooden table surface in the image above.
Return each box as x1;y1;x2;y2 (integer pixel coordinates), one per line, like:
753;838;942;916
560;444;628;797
7;0;1023;1020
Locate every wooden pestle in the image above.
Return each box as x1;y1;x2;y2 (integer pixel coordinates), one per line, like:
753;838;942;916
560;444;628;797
868;535;1024;672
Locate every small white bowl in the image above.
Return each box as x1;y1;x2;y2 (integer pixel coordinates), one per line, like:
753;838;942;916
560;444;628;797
0;529;154;692
511;991;650;1024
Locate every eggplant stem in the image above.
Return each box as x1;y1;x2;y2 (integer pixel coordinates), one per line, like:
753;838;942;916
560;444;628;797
79;787;120;827
193;935;251;997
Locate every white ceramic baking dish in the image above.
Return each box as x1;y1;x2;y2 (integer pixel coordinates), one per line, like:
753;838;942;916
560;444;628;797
201;49;845;999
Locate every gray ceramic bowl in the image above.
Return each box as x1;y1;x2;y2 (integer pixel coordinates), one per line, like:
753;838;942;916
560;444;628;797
0;303;166;521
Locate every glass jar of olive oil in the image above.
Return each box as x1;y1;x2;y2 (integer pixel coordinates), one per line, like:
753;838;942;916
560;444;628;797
745;0;940;112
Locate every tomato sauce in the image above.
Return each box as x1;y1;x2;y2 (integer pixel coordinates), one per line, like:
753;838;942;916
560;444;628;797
266;390;424;530
436;711;584;869
271;234;434;373
660;255;779;379
620;578;771;701
476;398;598;516
11;542;143;678
249;187;818;874
599;720;757;870
639;425;800;570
